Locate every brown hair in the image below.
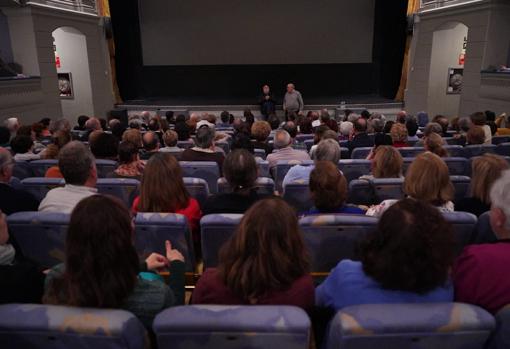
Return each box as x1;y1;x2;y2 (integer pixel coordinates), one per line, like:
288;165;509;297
122;129;142;148
310;161;348;211
424;133;448;157
251;121;271;142
372;146;403;178
404;152;454;205
163;130;178;147
44;195;139;308
390;123;408;143
471;154;509;204
218;197;309;301
138;153;190;212
466;126;485;145
223;149;258;192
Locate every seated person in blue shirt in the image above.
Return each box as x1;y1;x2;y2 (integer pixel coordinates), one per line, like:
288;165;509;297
307;161;365;215
315;198;455;311
282;138;340;189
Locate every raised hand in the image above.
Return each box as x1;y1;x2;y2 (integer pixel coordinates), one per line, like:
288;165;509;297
165;240;185;263
145;253;169;271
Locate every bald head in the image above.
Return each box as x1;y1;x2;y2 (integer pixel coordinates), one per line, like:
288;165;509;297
286;83;295;93
274;130;292;149
85;117;101;131
353;117;368;134
0;147;13;182
143;131;160;151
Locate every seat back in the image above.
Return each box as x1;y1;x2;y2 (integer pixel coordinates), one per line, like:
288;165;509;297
274;160;313;193
339;160;371;182
21;178;65;201
450;175;471;201
177;140;194;149
492;136;510;145
340;147;349;160
200;214;243;269
13;161;35;180
325;303;495;349
369;178;405;202
304;139;314;151
256;159;270;178
486;305;510;349
296;134;314;143
96;178;140;208
134;213;195;272
496;142;510;156
254;149;267;160
402;157;414;175
29;159;58;177
283;182;313;212
153;305;310;349
0;303;147;349
179;161;220;193
95;159;118;178
217;177;275;196
464;144;497;158
7;212;70;268
350;147;372;159
398;147;425;158
443;157;469;175
348;180;374;206
299;215;378;272
473;211;497;244
216;142;230;154
444;145;465;158
183;177;210;208
443;211;477;255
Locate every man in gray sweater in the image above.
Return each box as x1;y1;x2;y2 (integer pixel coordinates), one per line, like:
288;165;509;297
283;83;304;116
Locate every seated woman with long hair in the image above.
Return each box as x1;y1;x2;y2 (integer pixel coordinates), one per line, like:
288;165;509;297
192;197;314;310
316;199;455;311
132;152;201;232
424;132;449;157
308;161;365;215
44;195;185;327
360;145;403;181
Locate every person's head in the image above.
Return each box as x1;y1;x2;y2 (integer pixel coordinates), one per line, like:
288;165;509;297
148;118;161;132
406;119;419;137
39;117;51;128
339;121;353;136
310;161;348;211
0;147;14;182
423;122;443;137
489;170;510;238
267;113;280;130
31;123;45;140
165;111;175;123
139;153;189;212
163;130;178;147
231;132;255;153
10;135;33;154
195;126;215;149
49;119;71;134
58;141;97;186
485;110;496;122
218;197;309;300
85;117;101;131
90;133;119;160
220;111;230;124
251;121;271;142
286;83;295;93
458;117;471;133
43;195;139;308
77;115;89;128
434;116;449;134
51;130;71;150
320;109;331;122
122;129;142;148
118;141;139;165
16;125;31;137
353;117;368;134
223;149;258;193
4;117;19;133
361;110;371;120
273;130;292;149
417;111;429;127
396;111;407;124
347;113;360;124
286;111;297;122
313;125;331;144
404;152;453;205
207;113;217;125
424;133;448;157
0;127;10;145
262;84;270;94
466;126;486;145
470;154;509;205
371;118;386;133
371;146;403;178
282;121;298;139
360;198;454;293
313;139;341;164
175;114;186;124
99;118;107;131
390;123;408;143
243;110;254;125
470;112;487;126
142;131;160;152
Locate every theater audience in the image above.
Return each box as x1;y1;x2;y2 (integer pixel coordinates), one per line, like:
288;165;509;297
4;117;19;140
90;132;119;161
132;153;201;232
39;142;97;213
367;152;454;217
453;117;472;146
266;130;310;170
74;115;89;131
122;128;143;148
390;123;408;148
453;170;510;314
347;118;374;155
417;111;429;127
310;130;337;158
283;139;340;188
159;130;183;153
251;121;273;155
42;130;71;160
0;127;10;147
218;111;231;128
43;195;185;328
140;131;160;160
316;199;454;311
309;125;332;155
433;115;450;137
31;123;49;153
339;121;353;141
360;146;403;181
84;117;102;139
466;126;486;145
282;122;307;151
112;141;144;180
192;197;314;310
470;111;491;144
181;126;225;174
320;109;338;132
456;154;509;217
203;150;271;215
495;113;510;136
10;135;40;161
415;122;442;147
308;161;364;215
406;119;419;142
424;133;448;157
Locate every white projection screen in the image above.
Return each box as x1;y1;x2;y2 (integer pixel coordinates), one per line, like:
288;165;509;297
138;0;376;66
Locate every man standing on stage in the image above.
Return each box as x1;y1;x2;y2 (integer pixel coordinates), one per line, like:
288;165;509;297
259;84;276;121
283;83;304;117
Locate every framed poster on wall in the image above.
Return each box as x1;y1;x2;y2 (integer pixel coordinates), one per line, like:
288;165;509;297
447;68;463;94
58;72;74;99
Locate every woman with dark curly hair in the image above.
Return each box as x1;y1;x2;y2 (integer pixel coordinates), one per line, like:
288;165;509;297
315;199;455;311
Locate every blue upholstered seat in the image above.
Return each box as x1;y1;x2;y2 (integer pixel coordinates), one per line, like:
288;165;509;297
492;136;510;145
443;211;477;256
398;147;425;158
0;303;147;349
486;304;510;349
340;147;350;160
21;177;65;201
339;160;372;182
256;159;270;178
29;159;58;177
200;214;243;269
472;211;496;244
217;177;275;195
95;159;119;178
348;180;374;206
495;142;510;156
254;148;267;160
463;144;497;158
153;305;310;349
299;214;378;273
450;175;471;202
96;178;140;208
179;161;220;193
350;147;372;160
183;177;210;208
369;178;405;202
444;145;466;158
7;211;70;268
134;213;195;272
274;160;314;192
444;157;469;175
325;303;495;349
283;182;313;212
12;161;34;180
296;134;314;143
177;140;194;149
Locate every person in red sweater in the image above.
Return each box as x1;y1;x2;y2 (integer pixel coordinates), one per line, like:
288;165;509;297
192;197;314;310
453;169;510;314
131;153;201;233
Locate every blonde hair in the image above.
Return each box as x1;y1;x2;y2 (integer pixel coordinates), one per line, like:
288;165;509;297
471;154;509;204
372;146;403;178
404;152;454;205
251;121;271;142
390;123;408;143
424;133;448;157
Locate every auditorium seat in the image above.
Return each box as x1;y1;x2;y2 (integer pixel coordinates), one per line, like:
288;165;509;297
95;159;118;178
96;178;140;208
492;136;510;145
444;157;469;175
21;177;64;201
495;142;510;156
444;137;458;145
29;159;58;177
0;304;147;349
348;180;374;206
340;147;350;159
274;160;314;192
370;178;405;202
179;161;220;193
350;147;372;159
153;305;310;349
216;142;230;154
217;177;275;196
444;145;465;158
177;140;194;149
450;175;471;202
256;159;270;178
283;182;313;212
324;303;494;349
200;214;243;269
7;211;70;268
254;148;267;159
463;144;497;158
134;213;195;272
13;161;34;180
486;305;510;349
183;177;210;208
304;139;314;151
398;147;425;158
443;211;477;256
339;160;372;182
473;211;497;244
296;134;314;143
299;214;378;273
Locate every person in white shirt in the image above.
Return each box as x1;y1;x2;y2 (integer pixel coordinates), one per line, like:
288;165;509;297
266;130;311;170
39;141;98;213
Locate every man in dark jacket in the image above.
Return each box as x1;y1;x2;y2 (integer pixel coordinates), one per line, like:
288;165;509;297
347;118;374;156
259;85;276;120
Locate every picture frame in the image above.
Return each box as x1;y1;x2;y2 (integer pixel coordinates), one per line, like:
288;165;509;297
58;72;74;99
447;68;463;94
